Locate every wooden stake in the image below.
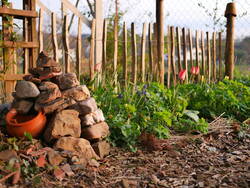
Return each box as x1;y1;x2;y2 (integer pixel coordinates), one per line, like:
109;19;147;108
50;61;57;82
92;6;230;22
201;31;206;76
195;30;200;68
51;12;59;62
113;18;118;87
206;32;211;83
153;23;158;81
212;32;217;81
167;26;171;88
76;17;82;80
170;26;176;86
224;2;237;79
141;23;147;83
131;23;137;86
38;9;43;53
122;22;128;86
182;28;188;82
219;32;223;80
148;23;154;81
102;19;108;83
23;17;29;74
176;27;182;72
89;19;96;81
63;15;70;73
188;29;193;67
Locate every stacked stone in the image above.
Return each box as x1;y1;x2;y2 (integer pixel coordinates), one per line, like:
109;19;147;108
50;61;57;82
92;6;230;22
11;51;110;165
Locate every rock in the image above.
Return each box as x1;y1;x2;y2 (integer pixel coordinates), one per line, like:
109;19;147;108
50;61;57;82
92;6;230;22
81;109;105;127
35;98;76;114
62;85;90;102
61;164;74;176
81;122;109;141
48;150;65;166
39;71;62;80
77;97;98;115
36;51;60;68
88;159;100;167
15;81;40;98
54;137;100;162
36;82;61;104
92;140;110;159
43;110;81;142
57;73;79;90
12;100;33;114
23;75;41;84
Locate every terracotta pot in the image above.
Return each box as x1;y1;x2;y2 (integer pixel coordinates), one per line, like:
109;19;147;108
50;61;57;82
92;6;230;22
5;109;47;138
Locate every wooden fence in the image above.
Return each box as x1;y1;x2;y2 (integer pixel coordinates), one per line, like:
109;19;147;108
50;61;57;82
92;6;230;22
0;2;236;103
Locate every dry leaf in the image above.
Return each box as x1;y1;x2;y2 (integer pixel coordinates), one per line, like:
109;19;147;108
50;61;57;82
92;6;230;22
54;168;65;181
36;155;46;168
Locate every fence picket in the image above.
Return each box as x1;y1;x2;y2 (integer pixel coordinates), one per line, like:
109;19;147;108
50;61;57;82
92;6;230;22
63;15;70;73
219;32;222;80
188;29;193;67
148;23;154;81
76;17;82;80
201;31;206;76
170;26;176;86
141;23;147;83
89;19;96;81
213;32;217;81
131;23;137;86
38;9;43;53
122;22;128;86
206;32;211;83
51;12;59;62
182;28;188;82
176;27;182;72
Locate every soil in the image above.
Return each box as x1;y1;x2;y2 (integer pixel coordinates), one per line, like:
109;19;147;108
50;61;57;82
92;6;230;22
0;118;249;188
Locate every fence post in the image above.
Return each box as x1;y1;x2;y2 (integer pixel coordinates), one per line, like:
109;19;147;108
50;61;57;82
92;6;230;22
182;28;188;83
89;19;96;81
206;32;211;83
122;22;128;86
76;18;82;81
188;29;193;67
102;19;108;85
170;26;176;86
38;9;43;53
201;31;206;76
212;32;217;81
157;0;165;85
176;27;182;72
224;2;237;80
141;23;147;83
51;12;59;62
131;23;137;87
113;18;118;88
148;23;154;81
218;32;223;80
63;15;70;73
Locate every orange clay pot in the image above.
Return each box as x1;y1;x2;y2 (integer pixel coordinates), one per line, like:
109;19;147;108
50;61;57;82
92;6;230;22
5;109;47;138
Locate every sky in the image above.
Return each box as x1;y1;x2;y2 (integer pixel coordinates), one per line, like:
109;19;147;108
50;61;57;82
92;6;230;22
10;0;250;39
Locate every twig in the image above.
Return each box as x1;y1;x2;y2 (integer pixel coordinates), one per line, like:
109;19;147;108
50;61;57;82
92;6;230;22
0;171;17;183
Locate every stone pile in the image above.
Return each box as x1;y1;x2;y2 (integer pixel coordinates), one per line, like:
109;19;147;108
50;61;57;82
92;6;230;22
11;51;110;166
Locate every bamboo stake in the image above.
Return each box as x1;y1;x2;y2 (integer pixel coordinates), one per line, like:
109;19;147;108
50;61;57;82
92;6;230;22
170;26;176;86
131;23;137;86
219;32;222;80
206;32;211;83
76;17;82;80
188;29;193;67
212;32;217;81
176;27;182;72
182;28;188;83
201;31;205;76
89;19;96;81
141;23;147;83
122;22;128;86
51;12;59;62
38;9;43;53
63;15;70;73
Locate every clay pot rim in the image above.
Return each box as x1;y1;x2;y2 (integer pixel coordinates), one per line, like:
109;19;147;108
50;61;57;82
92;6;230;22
6;108;45;127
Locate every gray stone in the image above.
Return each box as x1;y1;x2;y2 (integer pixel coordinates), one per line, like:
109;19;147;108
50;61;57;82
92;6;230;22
81;109;105;127
15;81;40;98
77;97;98;115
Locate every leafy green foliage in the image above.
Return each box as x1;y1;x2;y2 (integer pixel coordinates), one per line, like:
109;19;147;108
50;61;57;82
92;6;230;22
93;82;208;150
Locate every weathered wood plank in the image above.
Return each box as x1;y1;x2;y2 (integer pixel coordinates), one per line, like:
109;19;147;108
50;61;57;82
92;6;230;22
0;7;37;18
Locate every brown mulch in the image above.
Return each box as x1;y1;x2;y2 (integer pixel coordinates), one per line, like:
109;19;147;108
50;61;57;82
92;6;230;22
0;118;249;188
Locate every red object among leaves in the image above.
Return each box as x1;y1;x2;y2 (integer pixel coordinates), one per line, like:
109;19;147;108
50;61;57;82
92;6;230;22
191;66;200;75
36;155;46;168
54;168;65;181
178;69;187;81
